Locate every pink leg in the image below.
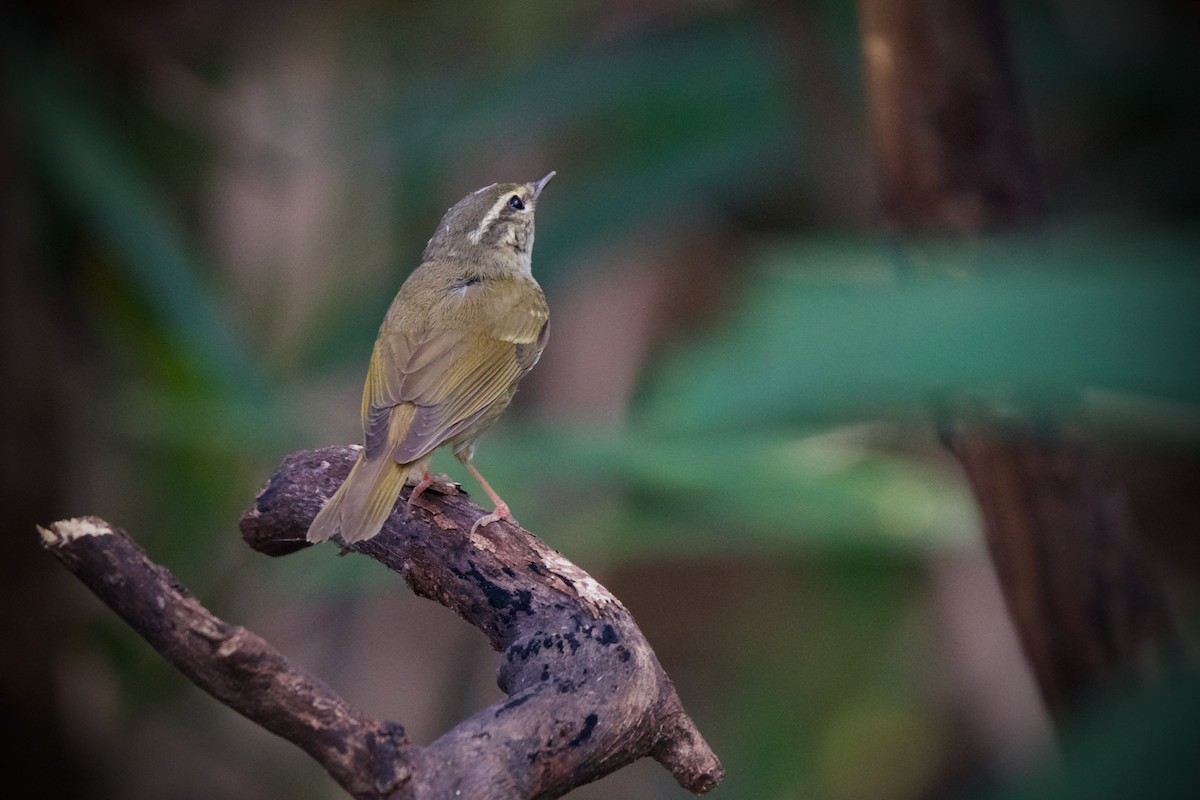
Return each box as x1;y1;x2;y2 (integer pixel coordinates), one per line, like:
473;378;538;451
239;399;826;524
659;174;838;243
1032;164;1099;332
464;461;517;534
407;469;434;513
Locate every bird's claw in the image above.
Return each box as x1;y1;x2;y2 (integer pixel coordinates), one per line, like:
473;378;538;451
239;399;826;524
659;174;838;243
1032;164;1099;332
470;502;516;535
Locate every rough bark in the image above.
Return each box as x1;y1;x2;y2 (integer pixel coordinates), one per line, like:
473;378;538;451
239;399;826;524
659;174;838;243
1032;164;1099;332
856;0;1182;721
39;446;721;799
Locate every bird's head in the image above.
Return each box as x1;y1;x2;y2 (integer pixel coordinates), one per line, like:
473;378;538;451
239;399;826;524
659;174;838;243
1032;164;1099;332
424;172;555;270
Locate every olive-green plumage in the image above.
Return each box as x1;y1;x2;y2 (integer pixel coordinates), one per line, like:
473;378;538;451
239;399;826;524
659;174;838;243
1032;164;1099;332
307;173;554;544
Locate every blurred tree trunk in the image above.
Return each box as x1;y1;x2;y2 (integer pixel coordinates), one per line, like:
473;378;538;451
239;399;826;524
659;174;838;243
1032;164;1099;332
855;0;1181;722
0;86;105;797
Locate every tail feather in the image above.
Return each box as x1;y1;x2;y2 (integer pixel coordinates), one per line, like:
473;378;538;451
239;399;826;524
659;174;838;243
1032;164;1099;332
307;450;408;544
340;453;408;543
309;405;422;544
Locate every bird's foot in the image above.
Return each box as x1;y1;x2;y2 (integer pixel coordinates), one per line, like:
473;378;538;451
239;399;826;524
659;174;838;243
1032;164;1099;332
469;501;517;535
423;472;457;494
406;471;435;513
407;471;459;515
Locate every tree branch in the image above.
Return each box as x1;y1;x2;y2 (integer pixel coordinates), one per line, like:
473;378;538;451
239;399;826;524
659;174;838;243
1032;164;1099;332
38;515;413;797
40;446;722;799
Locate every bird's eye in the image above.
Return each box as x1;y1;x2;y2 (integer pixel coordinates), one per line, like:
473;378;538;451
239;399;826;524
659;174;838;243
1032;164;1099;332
508;195;525;211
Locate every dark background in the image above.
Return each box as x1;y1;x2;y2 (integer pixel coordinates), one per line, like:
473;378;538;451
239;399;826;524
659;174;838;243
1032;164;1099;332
3;1;1198;798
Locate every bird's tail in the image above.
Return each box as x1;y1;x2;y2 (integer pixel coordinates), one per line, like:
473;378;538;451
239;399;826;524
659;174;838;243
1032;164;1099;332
307;448;409;544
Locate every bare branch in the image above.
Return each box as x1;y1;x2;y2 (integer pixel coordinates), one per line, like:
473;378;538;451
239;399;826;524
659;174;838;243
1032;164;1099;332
40;446;722;799
38;517;412;797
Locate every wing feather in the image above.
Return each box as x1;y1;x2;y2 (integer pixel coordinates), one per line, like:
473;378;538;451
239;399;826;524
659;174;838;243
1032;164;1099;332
362;279;548;465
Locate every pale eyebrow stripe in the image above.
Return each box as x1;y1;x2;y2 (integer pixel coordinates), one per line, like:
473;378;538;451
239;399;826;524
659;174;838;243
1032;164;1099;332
469;193;513;244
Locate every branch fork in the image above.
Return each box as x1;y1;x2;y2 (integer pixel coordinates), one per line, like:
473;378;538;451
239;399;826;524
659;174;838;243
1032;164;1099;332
40;446;721;799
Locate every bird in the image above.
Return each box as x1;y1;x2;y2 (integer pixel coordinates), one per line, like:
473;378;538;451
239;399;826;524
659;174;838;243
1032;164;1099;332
307;172;554;544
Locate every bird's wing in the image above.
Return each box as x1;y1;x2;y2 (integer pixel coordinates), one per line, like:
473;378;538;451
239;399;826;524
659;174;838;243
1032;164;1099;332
361;286;548;464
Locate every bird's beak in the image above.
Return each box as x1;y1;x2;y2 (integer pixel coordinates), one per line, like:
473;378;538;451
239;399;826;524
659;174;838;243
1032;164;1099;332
531;171;556;199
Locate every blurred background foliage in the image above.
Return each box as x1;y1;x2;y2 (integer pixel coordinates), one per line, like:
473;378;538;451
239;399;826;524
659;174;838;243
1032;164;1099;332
2;0;1198;798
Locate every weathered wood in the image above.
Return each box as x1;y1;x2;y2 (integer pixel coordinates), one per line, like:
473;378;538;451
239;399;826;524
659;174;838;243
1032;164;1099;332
39;516;413;799
39;445;721;799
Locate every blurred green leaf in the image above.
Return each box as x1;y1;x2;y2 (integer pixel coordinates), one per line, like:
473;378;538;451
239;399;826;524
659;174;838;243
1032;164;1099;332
638;234;1200;434
374;17;796;270
455;424;976;558
304;16;798;372
8;31;267;399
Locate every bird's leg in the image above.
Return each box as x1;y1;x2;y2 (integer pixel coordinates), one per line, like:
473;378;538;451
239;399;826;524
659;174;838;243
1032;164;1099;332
407;469;435;513
464;461;517;534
